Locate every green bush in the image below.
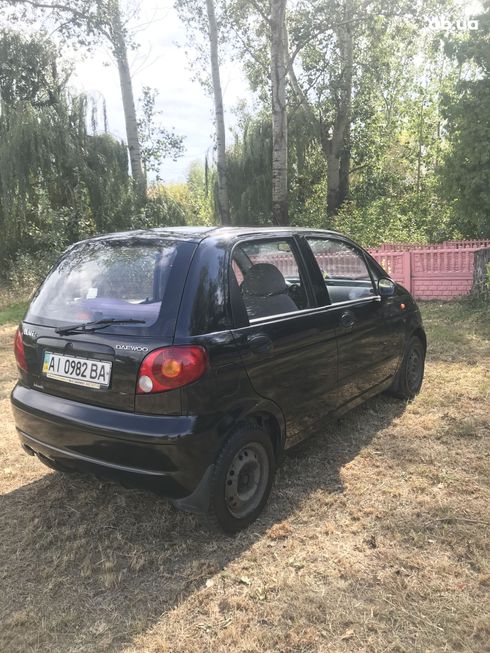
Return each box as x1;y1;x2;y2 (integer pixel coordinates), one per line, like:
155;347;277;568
130;188;188;229
327;193;459;248
5;252;52;296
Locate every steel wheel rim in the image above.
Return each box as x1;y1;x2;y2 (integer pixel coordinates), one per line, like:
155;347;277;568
225;443;269;519
406;346;423;392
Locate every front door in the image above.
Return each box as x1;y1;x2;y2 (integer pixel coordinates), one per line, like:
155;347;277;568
229;236;338;445
302;236;402;409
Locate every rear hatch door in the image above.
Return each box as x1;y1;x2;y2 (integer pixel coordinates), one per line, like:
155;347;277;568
20;236;197;412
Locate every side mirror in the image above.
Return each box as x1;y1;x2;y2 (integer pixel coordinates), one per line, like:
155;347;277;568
378;278;396;297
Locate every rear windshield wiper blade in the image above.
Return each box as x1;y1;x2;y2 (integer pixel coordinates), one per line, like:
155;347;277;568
55;318;146;336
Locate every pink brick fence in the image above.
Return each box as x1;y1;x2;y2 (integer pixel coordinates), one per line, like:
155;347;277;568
369;241;490;300
374;240;490;252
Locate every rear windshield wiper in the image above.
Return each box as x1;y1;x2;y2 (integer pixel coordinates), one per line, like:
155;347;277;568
55;318;146;336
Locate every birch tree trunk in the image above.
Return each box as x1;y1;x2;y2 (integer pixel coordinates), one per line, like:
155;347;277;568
270;0;288;226
206;0;230;225
338;124;351;206
286;0;353;218
326;143;347;217
110;0;146;200
340;0;353;207
327;0;353;217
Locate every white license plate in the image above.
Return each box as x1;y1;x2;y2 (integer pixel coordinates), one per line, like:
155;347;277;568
42;352;112;389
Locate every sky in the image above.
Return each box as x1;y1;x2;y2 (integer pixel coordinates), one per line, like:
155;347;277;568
72;2;248;183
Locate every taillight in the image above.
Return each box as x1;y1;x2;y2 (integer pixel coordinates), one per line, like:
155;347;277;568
136;346;208;394
14;328;27;371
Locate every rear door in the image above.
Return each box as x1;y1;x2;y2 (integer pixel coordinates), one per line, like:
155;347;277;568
229;236;338;445
303;236;402;408
21;237;196;413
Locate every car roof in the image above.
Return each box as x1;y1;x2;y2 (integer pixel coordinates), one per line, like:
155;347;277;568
74;226;346;246
201;227;344;239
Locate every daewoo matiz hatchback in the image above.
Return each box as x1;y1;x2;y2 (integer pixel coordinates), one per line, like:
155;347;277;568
11;227;426;532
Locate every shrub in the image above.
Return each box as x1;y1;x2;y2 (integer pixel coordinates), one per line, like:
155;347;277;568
130;187;188;230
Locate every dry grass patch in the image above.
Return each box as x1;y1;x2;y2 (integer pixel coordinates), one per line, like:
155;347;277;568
0;300;488;652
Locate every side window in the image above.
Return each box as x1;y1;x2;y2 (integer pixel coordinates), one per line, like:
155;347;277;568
231;259;244;285
306;238;375;304
231;239;309;320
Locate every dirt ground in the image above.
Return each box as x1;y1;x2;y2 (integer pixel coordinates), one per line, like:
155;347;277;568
0;300;488;653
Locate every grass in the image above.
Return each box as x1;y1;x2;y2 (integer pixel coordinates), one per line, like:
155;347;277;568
0;302;27;326
0;287;30;326
0;299;488;652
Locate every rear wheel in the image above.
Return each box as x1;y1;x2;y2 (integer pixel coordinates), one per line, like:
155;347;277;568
389;335;425;399
209;424;275;533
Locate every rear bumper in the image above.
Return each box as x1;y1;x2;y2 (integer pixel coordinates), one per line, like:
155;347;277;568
11;384;221;510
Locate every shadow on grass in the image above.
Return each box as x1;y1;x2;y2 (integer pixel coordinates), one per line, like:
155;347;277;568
0;396;406;653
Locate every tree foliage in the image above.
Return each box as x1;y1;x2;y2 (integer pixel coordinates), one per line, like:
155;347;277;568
439;3;490;237
0;30;188;285
2;0;185;195
206;0;488;242
137;87;185;179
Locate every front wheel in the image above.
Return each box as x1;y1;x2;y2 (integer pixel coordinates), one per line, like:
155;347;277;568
389;335;425;399
208;424;275;533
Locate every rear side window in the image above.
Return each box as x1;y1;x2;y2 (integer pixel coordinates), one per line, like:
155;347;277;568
306;238;375;304
26;239;194;333
231;239;309;320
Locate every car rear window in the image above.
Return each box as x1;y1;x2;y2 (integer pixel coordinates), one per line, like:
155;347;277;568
25;238;196;334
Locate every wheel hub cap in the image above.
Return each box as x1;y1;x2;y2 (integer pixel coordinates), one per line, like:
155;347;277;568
225;443;269;519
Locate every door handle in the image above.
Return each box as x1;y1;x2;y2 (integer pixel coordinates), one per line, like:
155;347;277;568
340;311;356;328
247;333;273;354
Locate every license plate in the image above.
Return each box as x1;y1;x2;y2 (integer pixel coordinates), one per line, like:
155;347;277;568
42;352;112;389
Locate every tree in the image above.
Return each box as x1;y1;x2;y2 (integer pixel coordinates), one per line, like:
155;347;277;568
229;0;356;219
175;0;231;225
286;0;443;218
137;86;184;179
206;0;231;224
0;30;134;262
323;0;354;216
285;0;362;217
4;0;147;197
227;115;273;223
440;2;490;237
224;0;290;224
270;0;289;225
106;0;145;196
222;0;462;241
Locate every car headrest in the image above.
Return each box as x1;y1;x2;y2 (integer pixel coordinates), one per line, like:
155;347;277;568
242;263;288;297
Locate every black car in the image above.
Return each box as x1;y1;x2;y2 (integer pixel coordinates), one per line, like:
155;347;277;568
11;227;426;532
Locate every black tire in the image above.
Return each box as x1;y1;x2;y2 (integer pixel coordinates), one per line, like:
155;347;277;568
389;335;425;399
208;424;276;534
